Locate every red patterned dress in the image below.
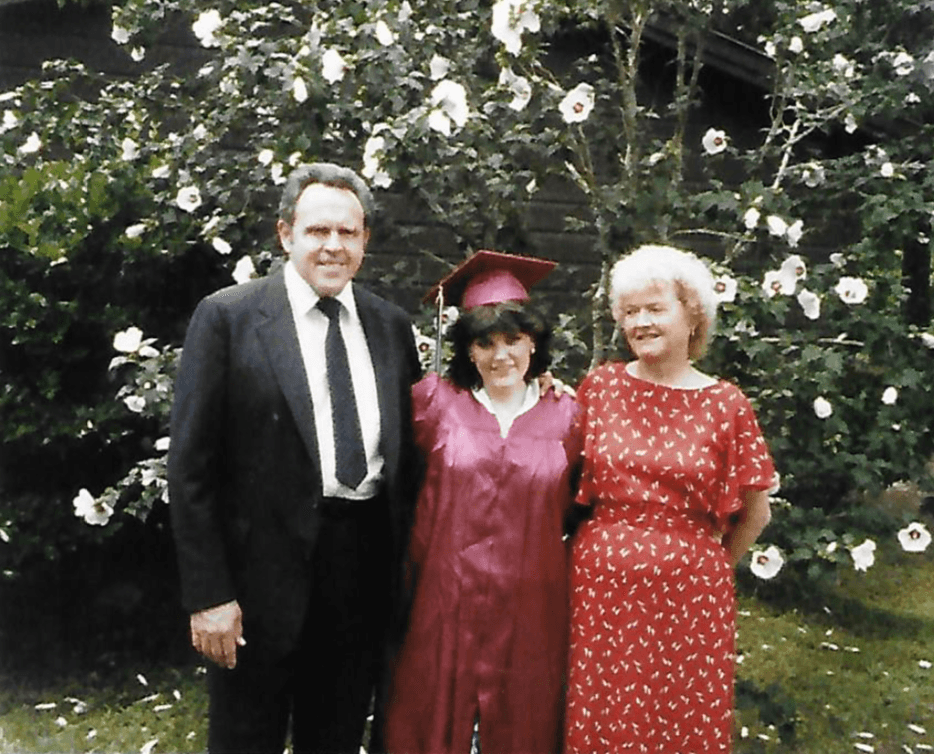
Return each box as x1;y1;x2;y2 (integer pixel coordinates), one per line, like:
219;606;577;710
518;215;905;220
564;363;775;754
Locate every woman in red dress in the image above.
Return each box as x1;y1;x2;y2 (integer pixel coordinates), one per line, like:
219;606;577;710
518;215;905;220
564;244;776;754
384;251;582;754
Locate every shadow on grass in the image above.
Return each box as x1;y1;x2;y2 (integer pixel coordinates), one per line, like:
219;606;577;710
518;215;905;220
737;556;934;643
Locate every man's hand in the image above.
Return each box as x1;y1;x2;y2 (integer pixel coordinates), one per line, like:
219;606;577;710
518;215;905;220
190;600;245;669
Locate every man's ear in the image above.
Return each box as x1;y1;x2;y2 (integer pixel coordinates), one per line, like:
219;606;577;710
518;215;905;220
363;227;371;249
276;219;292;252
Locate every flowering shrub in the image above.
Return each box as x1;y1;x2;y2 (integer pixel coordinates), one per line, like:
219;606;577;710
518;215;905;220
0;0;932;595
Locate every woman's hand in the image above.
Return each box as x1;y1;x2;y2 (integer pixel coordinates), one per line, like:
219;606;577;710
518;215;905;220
723;490;772;566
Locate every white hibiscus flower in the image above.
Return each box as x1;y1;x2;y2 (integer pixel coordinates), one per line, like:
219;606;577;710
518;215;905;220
781;254;807;281
73;489;113;526
212;237;232;255
786;219;804;247
559;83;595;124
762;269;796;298
701;127;727;155
835;276;869;305
750;545;784;580
428;80;469;136
850;539;877;572
121;137;140;161
321;49;347;84
123;395;146;413
176;186;203;213
362;133;392;189
232;255;256;284
374;20;395;46
898;523;931;553
192;9;223;48
429;55;452;81
892;51;915;76
798;8;836;33
292;77;308;103
743;207;761;230
813;396;833;419
491;0;540;55
499;67;532;112
713;276;738;303
18;132;42;155
797;289;821;320
766;215;788;237
113;326;144;353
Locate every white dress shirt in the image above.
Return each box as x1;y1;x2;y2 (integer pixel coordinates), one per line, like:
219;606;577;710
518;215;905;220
472;380;541;438
284;261;383;499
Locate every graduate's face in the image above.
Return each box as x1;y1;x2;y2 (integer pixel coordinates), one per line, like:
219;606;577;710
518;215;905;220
277;183;369;297
469;331;534;394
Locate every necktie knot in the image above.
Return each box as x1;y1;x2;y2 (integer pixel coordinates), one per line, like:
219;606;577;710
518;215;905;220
316;297;342;321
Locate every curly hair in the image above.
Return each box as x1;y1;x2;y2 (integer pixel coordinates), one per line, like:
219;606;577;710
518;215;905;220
447;301;552;390
609;244;718;360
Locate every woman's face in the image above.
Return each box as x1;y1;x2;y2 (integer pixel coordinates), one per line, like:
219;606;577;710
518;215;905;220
617;281;694;366
469;331;534;394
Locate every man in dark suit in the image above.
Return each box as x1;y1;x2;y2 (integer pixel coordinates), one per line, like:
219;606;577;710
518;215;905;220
168;162;421;754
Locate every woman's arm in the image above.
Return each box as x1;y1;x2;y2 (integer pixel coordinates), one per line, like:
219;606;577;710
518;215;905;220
722;489;772;567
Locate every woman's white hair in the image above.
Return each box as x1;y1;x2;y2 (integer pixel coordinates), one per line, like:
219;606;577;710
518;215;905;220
609;244;718;359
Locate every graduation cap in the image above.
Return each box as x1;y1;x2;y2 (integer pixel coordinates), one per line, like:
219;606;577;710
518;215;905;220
423;250;556;373
424;250;556;310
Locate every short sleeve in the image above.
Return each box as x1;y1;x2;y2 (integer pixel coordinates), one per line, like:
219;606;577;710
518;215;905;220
411;372;445;453
716;387;777;526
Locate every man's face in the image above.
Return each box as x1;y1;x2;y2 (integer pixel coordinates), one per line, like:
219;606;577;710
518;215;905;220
277;183;369;297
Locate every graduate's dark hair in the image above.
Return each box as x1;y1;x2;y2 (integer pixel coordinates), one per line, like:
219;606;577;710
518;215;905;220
448;301;552;390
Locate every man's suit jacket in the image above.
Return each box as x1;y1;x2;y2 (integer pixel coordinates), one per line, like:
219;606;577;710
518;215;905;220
168;268;421;657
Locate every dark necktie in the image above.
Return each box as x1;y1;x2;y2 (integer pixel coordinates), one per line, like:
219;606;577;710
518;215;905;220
316;297;367;489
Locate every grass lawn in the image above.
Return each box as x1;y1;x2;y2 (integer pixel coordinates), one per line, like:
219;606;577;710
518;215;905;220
1;548;932;753
734;544;934;753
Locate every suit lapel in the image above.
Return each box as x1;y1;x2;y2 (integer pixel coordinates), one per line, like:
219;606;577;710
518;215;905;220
256;273;322;482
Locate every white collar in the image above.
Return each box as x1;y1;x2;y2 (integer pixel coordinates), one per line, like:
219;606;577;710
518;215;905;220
472;380;541;437
284;260;358;319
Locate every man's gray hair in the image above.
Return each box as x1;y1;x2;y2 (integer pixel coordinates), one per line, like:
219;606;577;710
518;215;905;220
277;162;376;228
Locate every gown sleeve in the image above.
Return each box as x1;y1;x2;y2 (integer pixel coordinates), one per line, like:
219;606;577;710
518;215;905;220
715;386;777;527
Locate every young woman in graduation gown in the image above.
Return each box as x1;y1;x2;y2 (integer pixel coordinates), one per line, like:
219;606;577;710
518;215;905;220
383;251;582;754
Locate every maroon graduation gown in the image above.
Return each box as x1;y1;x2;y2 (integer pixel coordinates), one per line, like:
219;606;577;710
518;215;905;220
384;373;582;754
